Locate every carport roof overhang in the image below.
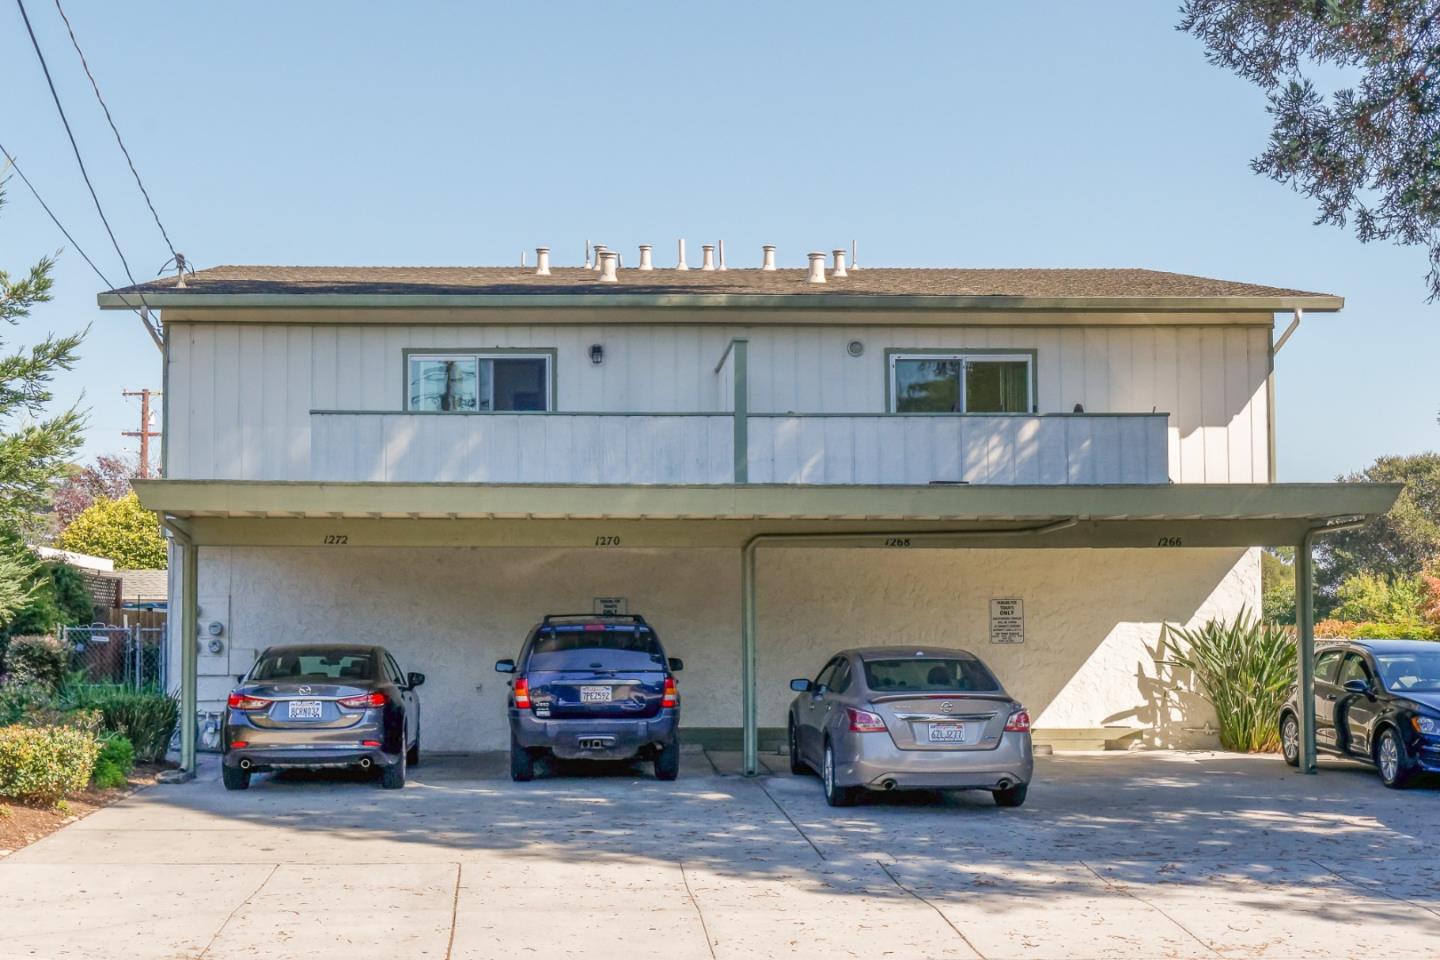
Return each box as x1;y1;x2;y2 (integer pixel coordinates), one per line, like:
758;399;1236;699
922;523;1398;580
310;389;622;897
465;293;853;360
135;480;1401;549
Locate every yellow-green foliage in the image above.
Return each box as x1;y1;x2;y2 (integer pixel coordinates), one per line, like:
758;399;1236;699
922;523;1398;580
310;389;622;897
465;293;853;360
0;723;100;804
56;492;166;569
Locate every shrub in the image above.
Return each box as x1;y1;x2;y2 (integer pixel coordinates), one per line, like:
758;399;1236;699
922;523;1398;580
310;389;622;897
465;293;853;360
0;724;100;804
61;684;177;763
1163;608;1296;753
0;682;57;726
2;635;70;690
1333;572;1429;627
4;564;97;639
1315;619;1440;640
91;734;134;789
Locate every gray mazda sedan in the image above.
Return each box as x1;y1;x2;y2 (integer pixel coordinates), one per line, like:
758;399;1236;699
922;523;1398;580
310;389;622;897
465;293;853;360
787;646;1032;807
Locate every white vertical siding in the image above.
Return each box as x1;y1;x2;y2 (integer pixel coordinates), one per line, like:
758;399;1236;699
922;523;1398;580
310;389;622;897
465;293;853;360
166;320;1271;484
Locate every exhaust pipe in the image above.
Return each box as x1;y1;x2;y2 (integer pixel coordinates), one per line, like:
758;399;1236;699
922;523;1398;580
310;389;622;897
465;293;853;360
881;778;898;791
359;758;372;769
996;777;1013;790
238;758;252;771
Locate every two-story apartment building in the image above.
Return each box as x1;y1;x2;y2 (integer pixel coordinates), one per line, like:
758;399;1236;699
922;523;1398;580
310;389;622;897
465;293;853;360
101;257;1397;776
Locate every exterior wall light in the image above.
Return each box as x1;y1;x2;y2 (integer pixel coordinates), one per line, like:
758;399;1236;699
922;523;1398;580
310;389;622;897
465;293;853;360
589;344;605;365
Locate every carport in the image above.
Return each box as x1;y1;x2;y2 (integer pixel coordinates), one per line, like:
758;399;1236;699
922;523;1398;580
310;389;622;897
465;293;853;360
136;479;1399;778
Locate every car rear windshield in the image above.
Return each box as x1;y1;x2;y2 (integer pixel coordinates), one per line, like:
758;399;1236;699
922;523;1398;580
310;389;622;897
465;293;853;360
862;657;999;693
1376;652;1440;693
526;625;665;671
250;650;375;682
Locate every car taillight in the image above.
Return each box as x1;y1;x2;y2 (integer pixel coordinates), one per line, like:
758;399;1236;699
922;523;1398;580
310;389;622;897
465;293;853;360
846;707;887;733
227;693;270;711
338;692;387;709
662;677;678;709
514;677;531;709
230;741;249;749
1005;708;1031;733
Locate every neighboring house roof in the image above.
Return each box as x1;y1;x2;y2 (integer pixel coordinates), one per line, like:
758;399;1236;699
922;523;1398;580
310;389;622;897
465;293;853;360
34;546;115;571
98;266;1341;312
117;569;168;603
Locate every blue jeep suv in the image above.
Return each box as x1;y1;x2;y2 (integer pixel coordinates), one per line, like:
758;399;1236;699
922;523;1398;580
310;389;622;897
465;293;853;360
496;614;683;781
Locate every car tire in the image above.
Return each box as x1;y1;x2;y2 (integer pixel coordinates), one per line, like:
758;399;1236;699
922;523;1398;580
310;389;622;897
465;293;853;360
822;740;857;807
1280;712;1300;768
654;739;680;781
221;765;250;791
406;734;420;768
993;782;1028;807
381;753;406;790
510;735;535;782
1376;727;1413;789
788;720;807;775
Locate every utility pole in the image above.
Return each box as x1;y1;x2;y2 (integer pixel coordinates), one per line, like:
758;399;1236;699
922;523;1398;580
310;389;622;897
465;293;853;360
122;388;161;478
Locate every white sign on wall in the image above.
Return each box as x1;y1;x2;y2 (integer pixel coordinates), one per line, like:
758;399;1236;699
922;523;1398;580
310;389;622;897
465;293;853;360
989;598;1024;644
593;596;628;615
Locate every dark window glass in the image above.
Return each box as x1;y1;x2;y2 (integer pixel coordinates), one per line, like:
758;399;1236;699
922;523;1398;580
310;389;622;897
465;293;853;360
526;627;665;671
1376;652;1440;693
831;659;853;694
862;657;999;693
490;358;549;411
1314;650;1344;684
1337;654;1373;687
385;653;406;685
965;360;1030;412
813;659;840;690
251;650;374;682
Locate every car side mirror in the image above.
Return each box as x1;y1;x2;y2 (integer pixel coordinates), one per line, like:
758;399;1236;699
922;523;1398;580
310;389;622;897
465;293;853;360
495;659;516;674
790;678;812;692
407;672;426;688
668;657;684;673
1343;678;1370;695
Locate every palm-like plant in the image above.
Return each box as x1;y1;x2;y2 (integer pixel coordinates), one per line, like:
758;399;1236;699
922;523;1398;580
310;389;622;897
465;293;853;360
1162;608;1296;753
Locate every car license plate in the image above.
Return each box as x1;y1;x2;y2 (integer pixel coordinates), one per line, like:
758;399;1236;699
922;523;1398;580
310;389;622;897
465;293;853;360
287;700;323;720
580;686;613;703
927;723;966;743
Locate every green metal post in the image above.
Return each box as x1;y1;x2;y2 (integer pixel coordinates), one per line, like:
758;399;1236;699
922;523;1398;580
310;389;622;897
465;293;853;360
732;339;749;484
1297;530;1317;774
741;539;758;776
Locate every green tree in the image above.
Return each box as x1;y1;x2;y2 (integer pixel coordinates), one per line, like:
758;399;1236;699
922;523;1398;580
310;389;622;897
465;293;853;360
1332;571;1428;627
1180;2;1440;300
1261;547;1296;625
0;185;85;624
56;492;166;569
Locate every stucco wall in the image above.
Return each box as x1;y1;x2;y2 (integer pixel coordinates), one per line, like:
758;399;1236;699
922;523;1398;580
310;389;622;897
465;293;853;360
176;545;1258;751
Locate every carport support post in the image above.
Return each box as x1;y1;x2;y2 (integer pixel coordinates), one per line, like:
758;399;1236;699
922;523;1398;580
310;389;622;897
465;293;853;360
741;539;759;777
180;537;198;775
1297;529;1318;774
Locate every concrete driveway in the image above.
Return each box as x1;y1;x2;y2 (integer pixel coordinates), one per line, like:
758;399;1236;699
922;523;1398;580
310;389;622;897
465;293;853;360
2;750;1439;960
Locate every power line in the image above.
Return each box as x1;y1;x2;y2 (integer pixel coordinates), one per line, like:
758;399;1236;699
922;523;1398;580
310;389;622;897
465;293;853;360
49;0;178;263
13;0;161;349
0;141;162;348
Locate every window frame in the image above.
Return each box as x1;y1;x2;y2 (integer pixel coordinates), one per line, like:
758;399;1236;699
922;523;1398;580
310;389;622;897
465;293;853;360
403;348;557;413
885;348;1037;414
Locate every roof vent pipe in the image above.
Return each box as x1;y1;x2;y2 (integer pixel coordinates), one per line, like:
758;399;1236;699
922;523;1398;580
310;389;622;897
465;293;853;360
851;240;859;271
598;251;619;282
535;247;551;276
638;244;654;270
761;245;776;271
807;252;827;284
592;245;608;272
832;249;848;278
676;239;689;271
700;244;716;271
584;240;593;270
718;240;727;271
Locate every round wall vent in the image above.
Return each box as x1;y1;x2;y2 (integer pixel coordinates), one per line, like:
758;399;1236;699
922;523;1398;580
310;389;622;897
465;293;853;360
846;339;864;358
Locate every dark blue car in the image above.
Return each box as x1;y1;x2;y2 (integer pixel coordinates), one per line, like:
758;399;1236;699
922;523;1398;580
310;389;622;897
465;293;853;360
1280;638;1440;787
495;614;683;781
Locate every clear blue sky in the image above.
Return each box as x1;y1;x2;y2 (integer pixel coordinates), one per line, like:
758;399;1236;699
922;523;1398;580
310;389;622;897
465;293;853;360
3;1;1436;479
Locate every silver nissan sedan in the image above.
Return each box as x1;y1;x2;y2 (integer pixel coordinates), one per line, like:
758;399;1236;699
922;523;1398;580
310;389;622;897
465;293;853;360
787;646;1033;807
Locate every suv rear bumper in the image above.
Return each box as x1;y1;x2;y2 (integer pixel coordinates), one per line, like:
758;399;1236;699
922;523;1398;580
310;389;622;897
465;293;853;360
510;708;679;760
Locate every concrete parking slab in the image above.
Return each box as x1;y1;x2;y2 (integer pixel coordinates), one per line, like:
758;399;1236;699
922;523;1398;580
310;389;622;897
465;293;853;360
3;750;1440;959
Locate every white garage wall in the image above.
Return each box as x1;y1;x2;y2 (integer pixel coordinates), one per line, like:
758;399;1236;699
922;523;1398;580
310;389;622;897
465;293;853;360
180;545;1257;751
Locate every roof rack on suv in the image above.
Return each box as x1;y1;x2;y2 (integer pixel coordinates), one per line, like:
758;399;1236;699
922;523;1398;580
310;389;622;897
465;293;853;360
540;613;649;626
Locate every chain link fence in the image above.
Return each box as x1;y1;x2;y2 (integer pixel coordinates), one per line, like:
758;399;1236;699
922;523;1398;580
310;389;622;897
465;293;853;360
62;622;167;690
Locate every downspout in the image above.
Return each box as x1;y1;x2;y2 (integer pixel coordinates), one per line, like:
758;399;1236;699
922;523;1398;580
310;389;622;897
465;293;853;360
738;518;1079;776
157;515;198;781
1295;513;1368;775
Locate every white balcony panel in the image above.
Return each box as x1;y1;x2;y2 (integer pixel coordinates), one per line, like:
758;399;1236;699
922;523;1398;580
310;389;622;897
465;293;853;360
747;414;1168;485
311;413;734;484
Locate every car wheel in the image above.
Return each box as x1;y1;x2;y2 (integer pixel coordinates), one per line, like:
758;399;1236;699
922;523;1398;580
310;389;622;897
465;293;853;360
993;782;1028;807
510;734;535;782
1376;727;1412;789
822;740;857;807
654;739;680;781
788;720;807;775
406;734;420;768
221;765;250;791
1280;712;1300;768
381;752;406;790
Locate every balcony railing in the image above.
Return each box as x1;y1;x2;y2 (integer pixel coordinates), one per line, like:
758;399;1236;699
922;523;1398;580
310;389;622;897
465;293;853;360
309;411;1168;485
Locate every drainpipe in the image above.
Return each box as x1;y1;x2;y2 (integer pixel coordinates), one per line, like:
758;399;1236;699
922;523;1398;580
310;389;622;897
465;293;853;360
158;515;198;781
738;518;1079;776
1295;514;1369;774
